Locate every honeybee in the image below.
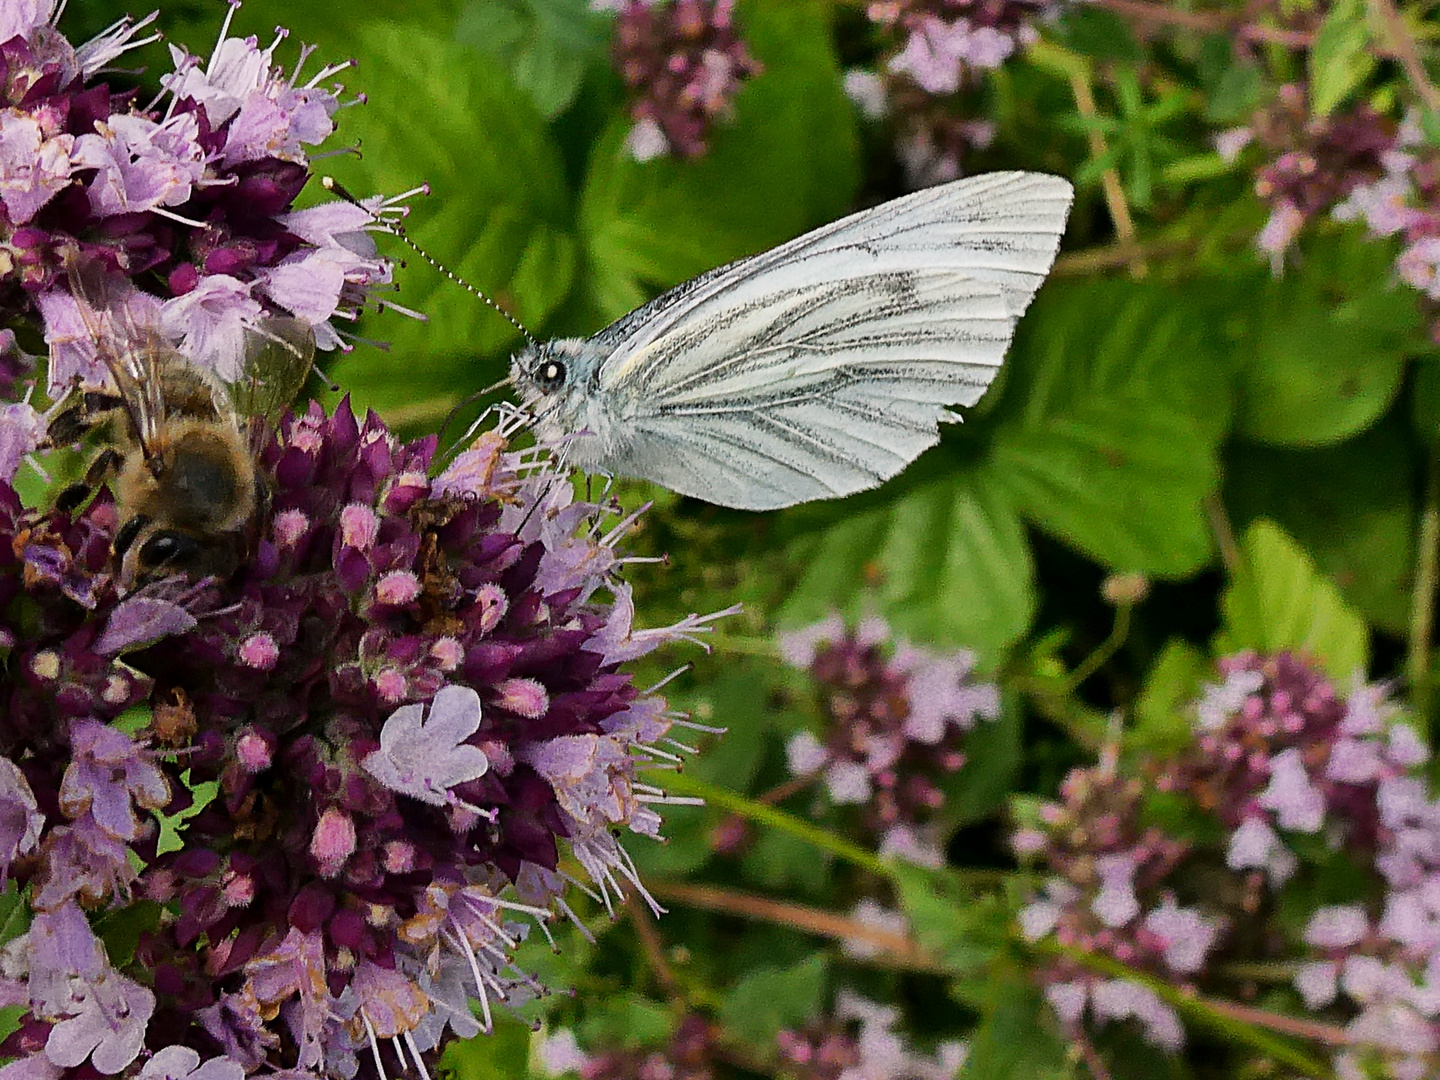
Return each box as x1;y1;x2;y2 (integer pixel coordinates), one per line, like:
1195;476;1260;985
47;257;315;590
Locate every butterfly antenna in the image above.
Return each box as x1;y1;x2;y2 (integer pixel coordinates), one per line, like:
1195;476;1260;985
320;176;537;345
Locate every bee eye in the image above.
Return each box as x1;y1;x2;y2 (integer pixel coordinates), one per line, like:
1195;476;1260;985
536;360;566;392
138;530;199;570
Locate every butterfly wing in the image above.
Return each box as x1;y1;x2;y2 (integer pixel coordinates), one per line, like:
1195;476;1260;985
588;172;1073;510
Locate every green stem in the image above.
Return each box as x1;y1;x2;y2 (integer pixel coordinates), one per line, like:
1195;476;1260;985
1040;942;1335;1078
704;633;780;659
1409;436;1440;732
1063;603;1132;695
658;771;891;877
654;775;1335;1075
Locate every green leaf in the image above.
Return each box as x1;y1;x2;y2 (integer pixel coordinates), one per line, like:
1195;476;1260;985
1133;639;1211;753
939;695;1023;829
1053;5;1144;63
455;0;608;119
893;865;1006;977
321;24;575;421
153;769;220;855
987;280;1230;575
778;465;1037;652
577;0;859;319
1203;59;1263;124
575;994;673;1049
1234;233;1417;446
1216;519;1370;678
955;970;1069;1080
1225;420;1417;634
439;1017;533;1078
744;828;833;894
993;402;1216;573
1308;0;1377;116
717;954;828;1045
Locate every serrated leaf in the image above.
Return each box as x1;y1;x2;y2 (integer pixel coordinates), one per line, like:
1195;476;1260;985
1308;0;1377;116
717;954;828;1044
320;24;574;420
992;403;1216;573
455;0;608;119
986;280;1230;575
955;971;1069;1080
1216;519;1370;678
778;465;1036;651
1225;420;1416;634
1235;234;1417;446
578;0;859;319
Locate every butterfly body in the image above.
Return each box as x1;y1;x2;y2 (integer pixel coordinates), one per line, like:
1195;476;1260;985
511;171;1074;510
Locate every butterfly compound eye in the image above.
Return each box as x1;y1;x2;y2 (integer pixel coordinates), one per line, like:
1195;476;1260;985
536;359;567;393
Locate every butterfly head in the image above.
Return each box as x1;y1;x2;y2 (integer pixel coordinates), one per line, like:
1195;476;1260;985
509;339;616;468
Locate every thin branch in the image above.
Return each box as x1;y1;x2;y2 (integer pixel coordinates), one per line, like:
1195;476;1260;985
1369;0;1440;114
1202;996;1357;1049
1052;236;1196;275
1095;0;1317;49
1063;602;1133;694
626;886;686;1006
1205;492;1242;574
650;879;945;972
1408;435;1440;730
1068;69;1146;276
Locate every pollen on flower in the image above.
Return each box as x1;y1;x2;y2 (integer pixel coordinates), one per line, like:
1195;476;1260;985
374;569;422;606
339;503;380;549
495;676;550;719
430;636;463;671
272;508;310;547
234;729;274;773
237;631;279;670
29;650;59;680
373;666;408;703
0;383;731;1072
309;807;357;878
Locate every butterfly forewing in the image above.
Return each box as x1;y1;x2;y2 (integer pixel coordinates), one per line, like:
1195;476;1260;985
518;171;1074;510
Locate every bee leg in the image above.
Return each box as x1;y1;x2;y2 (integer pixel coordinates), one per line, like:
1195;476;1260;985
43;392;125;448
55;447;123;513
112;513;152;561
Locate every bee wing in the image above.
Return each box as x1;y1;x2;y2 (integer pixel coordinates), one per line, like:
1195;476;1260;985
586;172;1073;510
225;317;316;434
61;254;168;451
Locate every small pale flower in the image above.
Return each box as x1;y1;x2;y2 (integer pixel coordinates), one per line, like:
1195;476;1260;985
362;684;490;807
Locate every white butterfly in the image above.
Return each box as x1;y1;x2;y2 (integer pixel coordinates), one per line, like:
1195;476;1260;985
510;171;1073;511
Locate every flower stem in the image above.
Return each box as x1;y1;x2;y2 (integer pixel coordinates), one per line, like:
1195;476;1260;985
1064;65;1146;277
706;632;781;658
1040;942;1336;1078
1062;602;1133;695
659;771;892;877
652;873;1336;1077
1409;434;1440;731
650;879;944;972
